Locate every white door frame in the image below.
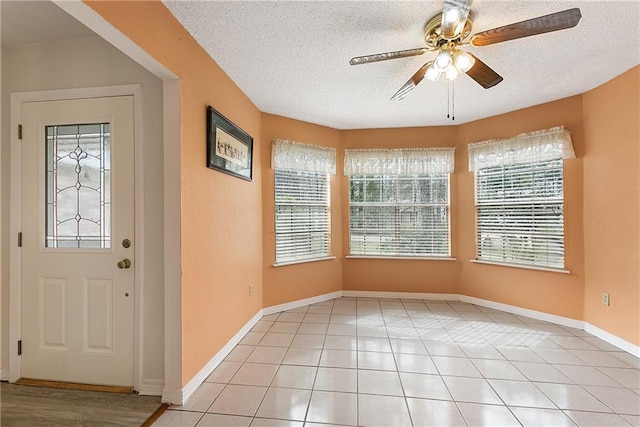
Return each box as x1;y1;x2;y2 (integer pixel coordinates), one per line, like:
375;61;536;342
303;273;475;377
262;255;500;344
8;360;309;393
9;85;144;390
46;0;182;401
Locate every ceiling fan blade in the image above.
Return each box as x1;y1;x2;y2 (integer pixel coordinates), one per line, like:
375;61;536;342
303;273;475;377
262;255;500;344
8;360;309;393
471;8;582;47
466;54;503;89
349;47;429;65
441;0;473;39
391;62;431;101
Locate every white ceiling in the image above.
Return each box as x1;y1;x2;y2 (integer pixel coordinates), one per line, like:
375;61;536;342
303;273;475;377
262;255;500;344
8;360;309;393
2;1;638;130
163;0;640;129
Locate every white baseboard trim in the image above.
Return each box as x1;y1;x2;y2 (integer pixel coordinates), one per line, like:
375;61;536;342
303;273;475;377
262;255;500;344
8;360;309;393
1;369;9;381
584;322;640;358
138;379;164;396
263;291;343;315
345;291;639;357
342;290;461;301
460;295;585;330
161;309;263;405
165;290;639;405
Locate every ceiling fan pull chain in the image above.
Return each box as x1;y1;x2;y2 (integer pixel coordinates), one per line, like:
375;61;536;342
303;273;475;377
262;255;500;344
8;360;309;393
447;81;451;119
452;81;455;121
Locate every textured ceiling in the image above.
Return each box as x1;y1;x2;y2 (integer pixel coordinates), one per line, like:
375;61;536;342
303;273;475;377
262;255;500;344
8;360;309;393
2;1;638;129
164;0;640;129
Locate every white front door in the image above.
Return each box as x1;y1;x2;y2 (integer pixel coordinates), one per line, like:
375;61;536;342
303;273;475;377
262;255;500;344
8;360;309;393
20;96;135;387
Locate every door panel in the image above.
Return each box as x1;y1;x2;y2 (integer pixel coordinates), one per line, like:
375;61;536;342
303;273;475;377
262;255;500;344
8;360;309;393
83;278;113;354
40;277;68;350
21;96;135;387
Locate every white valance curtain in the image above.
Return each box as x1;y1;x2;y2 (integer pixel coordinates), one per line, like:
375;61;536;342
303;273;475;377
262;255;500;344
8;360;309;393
272;139;336;175
468;126;575;171
344;148;455;175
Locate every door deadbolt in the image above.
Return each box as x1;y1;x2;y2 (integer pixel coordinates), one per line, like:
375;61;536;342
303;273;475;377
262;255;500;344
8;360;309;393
117;258;132;269
122;239;131;248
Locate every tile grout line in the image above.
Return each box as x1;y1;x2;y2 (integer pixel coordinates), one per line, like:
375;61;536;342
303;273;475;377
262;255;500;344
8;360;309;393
303;300;327;425
163;296;639;426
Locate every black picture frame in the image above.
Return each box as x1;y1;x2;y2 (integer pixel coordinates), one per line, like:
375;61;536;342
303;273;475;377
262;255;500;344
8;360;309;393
206;105;253;181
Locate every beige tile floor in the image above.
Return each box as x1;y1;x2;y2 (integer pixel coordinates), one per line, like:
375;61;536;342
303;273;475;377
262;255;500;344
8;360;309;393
154;297;640;426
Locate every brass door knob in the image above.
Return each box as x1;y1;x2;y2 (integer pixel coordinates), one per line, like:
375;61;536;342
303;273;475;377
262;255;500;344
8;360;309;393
117;258;132;269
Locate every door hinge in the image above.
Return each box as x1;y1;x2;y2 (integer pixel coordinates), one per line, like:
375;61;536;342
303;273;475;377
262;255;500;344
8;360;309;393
17;340;22;356
18;124;22;140
18;232;22;247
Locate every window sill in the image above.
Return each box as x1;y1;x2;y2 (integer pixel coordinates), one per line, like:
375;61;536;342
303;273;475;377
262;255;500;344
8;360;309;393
273;256;336;268
346;255;456;261
470;259;570;274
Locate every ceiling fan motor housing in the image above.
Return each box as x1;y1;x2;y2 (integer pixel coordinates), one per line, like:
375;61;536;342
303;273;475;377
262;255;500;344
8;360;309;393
424;12;474;48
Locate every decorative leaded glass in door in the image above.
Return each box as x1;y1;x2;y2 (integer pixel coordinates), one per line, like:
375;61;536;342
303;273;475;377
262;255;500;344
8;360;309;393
45;123;111;248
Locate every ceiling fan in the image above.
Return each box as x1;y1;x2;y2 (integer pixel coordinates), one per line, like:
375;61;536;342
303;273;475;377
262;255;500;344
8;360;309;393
349;0;582;101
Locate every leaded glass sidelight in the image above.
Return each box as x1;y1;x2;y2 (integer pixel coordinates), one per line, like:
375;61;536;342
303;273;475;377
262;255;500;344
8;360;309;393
45;124;111;248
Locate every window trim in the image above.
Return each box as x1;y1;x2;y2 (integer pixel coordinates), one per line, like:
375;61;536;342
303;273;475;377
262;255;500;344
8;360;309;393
470;259;570;274
347;255;456;261
273;256;336;268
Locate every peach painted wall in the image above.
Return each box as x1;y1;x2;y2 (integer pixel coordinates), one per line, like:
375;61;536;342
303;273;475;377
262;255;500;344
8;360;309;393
87;1;264;384
261;114;343;307
86;2;640;391
582;66;639;346
340;127;461;294
457;96;586;320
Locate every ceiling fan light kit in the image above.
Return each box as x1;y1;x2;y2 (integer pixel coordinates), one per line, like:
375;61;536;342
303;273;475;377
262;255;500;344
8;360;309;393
350;1;582;108
433;50;452;71
453;50;475;73
426;47;476;82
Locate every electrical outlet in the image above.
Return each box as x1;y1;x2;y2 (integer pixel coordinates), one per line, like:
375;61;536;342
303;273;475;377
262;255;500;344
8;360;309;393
601;292;610;306
249;284;254;296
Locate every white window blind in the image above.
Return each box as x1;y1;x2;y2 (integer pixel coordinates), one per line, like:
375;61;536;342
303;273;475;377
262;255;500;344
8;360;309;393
476;160;565;268
273;140;335;264
349;174;450;256
345;148;454;257
470;127;574;269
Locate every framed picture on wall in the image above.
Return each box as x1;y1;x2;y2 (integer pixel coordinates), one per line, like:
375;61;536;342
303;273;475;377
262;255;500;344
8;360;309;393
206;105;253;181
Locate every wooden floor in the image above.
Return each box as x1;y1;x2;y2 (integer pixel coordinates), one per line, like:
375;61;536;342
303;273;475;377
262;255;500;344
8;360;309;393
0;382;162;426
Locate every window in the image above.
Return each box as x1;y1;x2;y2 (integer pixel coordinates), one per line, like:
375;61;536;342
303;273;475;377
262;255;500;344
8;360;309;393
344;148;455;257
469;126;575;269
272;139;336;264
476;160;564;268
349;174;450;256
275;170;330;263
46;123;111;248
